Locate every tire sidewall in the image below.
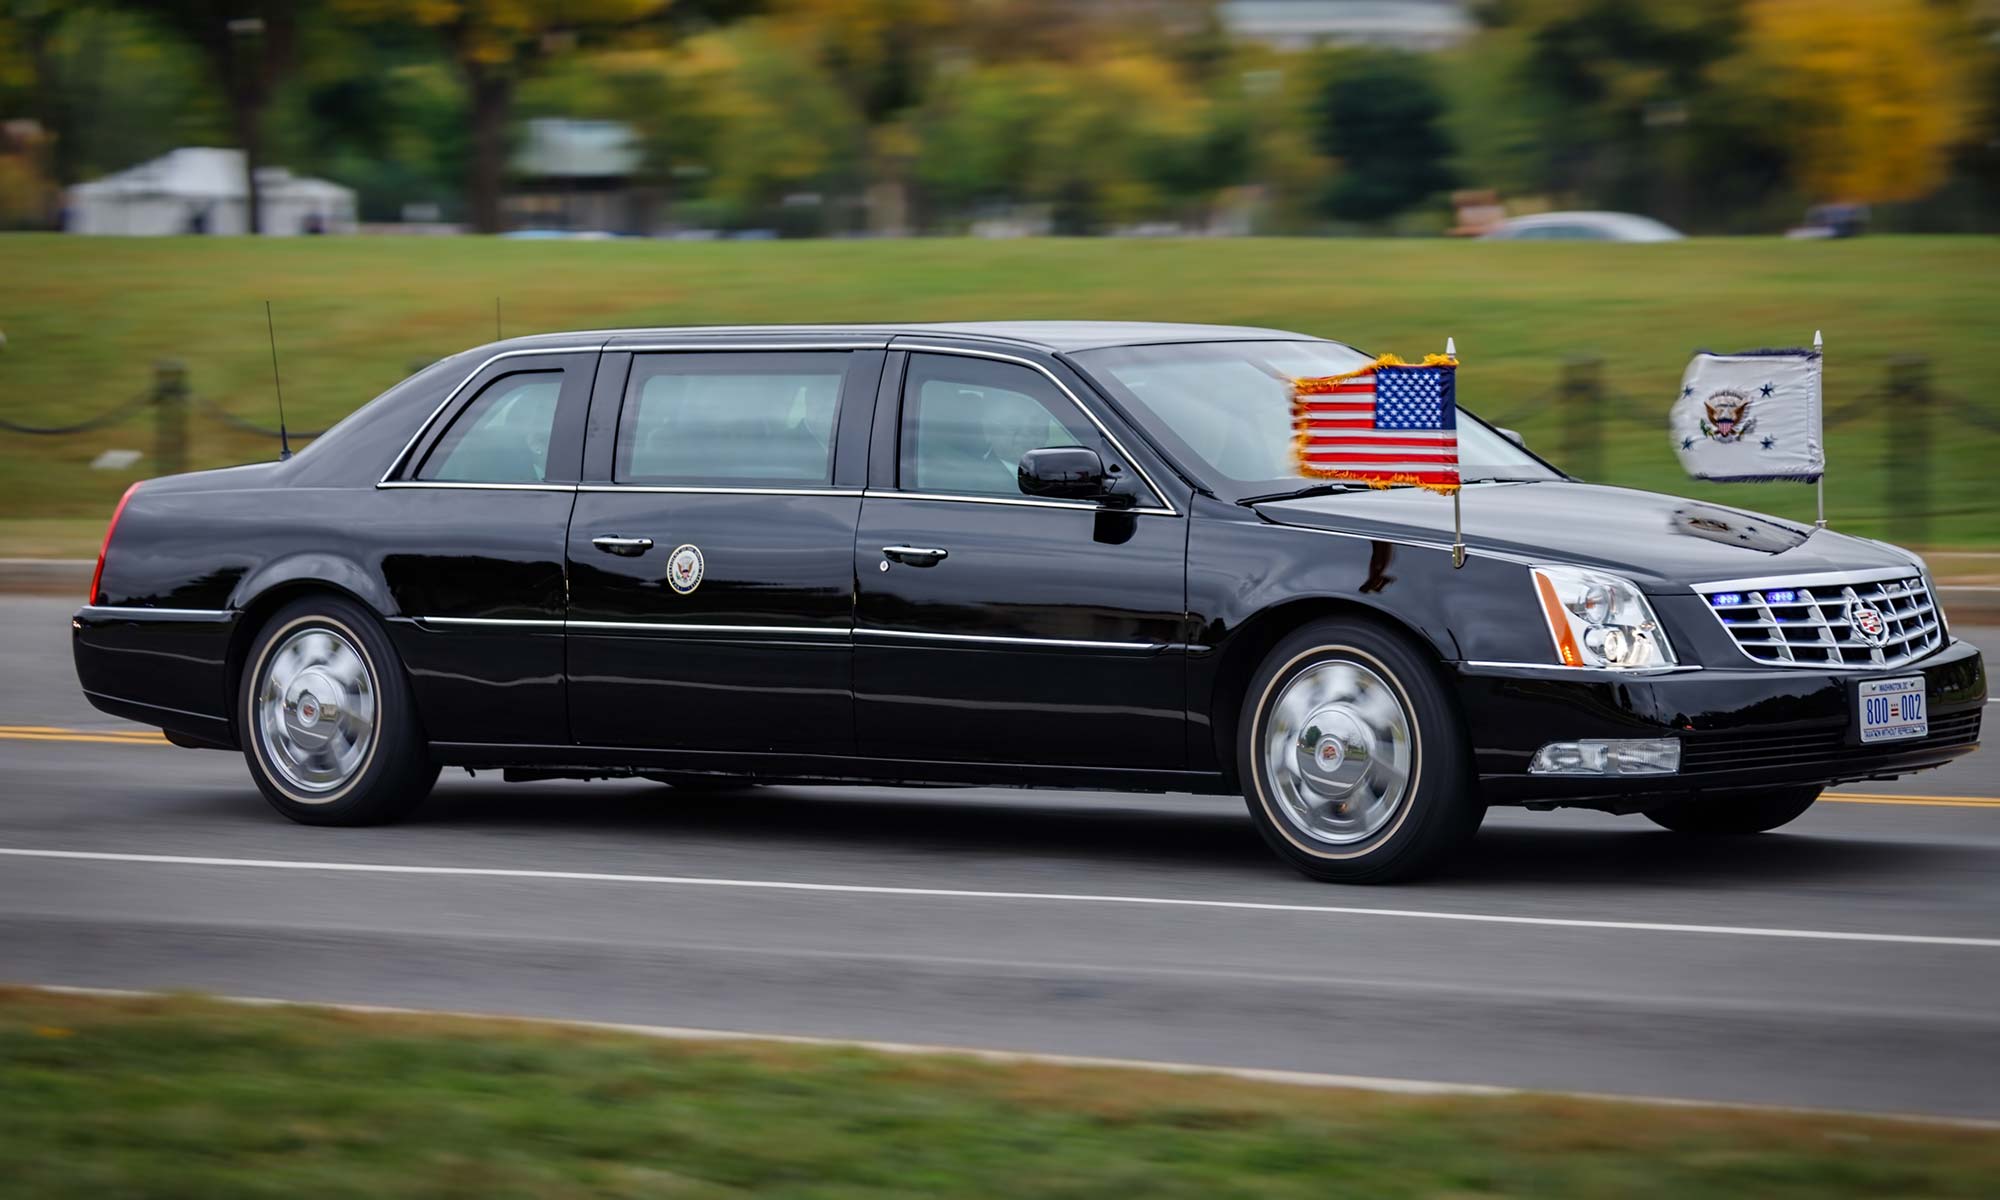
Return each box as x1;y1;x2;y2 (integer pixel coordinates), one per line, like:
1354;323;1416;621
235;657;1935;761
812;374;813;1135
1240;620;1473;880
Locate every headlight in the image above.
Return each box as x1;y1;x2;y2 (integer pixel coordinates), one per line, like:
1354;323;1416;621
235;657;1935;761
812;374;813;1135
1530;565;1676;670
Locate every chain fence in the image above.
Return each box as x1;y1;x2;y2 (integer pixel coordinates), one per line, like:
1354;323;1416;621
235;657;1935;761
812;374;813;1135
4;355;1998;543
1486;355;2000;547
0;360;325;476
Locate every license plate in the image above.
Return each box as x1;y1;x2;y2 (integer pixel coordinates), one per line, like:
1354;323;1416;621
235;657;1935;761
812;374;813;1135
1857;676;1928;744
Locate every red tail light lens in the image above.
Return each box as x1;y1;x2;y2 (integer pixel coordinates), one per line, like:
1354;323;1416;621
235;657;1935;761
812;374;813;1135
89;482;140;606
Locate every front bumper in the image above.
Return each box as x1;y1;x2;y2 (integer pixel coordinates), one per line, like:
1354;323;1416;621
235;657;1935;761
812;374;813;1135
1458;637;1984;807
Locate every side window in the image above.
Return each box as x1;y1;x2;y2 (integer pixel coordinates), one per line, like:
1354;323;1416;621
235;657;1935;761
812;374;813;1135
616;352;847;486
417;372;563;483
899;354;1092;497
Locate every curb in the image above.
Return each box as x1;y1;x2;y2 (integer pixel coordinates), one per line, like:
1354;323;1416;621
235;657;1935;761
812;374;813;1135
0;559;90;596
9;558;1999;622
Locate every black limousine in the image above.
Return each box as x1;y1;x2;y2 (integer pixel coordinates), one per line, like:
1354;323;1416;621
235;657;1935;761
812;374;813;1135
74;322;1984;882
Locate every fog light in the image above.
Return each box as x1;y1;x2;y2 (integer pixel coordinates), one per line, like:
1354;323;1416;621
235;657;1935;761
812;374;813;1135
1528;738;1681;776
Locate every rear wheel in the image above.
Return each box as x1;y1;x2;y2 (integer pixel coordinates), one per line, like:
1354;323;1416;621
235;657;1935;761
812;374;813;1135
238;596;438;826
1644;786;1821;834
1238;618;1481;883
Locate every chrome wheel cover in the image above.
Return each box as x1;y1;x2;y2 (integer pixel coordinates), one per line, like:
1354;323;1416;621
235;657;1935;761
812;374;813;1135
254;624;377;800
1260;657;1414;846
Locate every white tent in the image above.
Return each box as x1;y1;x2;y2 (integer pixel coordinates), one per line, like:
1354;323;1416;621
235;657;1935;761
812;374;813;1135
67;147;358;236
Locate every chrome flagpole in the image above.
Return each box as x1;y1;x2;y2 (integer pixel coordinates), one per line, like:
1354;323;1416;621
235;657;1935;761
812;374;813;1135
1448;336;1465;567
1814;329;1827;529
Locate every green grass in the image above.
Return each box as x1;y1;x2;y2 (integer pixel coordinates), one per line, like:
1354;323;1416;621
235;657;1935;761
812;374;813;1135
2;233;1997;549
3;988;1995;1199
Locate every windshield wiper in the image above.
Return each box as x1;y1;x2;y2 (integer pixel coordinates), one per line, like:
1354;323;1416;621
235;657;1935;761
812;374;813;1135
1239;482;1371;505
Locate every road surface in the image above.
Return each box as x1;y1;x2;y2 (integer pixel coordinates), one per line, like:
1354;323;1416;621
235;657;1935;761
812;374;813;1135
3;596;1995;1119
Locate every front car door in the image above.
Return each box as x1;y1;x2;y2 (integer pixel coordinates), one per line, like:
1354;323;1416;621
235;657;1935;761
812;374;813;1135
565;339;883;758
853;341;1189;770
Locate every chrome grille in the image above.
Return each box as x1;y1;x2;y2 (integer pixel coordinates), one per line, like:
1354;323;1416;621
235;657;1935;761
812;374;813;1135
1698;573;1943;669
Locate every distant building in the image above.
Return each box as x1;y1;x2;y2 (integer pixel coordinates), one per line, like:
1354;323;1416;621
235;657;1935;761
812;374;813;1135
65;148;357;236
1221;0;1474;52
505;118;651;235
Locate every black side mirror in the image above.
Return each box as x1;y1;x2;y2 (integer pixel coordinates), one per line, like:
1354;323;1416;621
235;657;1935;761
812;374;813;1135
1018;446;1109;502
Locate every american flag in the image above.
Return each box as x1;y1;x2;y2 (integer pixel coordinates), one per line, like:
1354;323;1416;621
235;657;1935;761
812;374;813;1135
1293;362;1459;493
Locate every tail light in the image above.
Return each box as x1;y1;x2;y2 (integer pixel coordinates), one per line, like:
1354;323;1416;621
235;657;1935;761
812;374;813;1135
89;482;140;606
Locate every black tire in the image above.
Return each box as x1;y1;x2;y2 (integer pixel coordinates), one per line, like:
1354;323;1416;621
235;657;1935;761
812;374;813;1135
1644;786;1821;834
1238;617;1481;883
238;595;438;826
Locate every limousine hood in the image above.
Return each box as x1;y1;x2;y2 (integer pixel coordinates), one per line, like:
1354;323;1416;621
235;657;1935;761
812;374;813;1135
1253;480;1920;590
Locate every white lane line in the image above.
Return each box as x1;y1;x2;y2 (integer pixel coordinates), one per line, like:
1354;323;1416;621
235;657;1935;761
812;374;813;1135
30;985;2000;1129
4;847;1997;949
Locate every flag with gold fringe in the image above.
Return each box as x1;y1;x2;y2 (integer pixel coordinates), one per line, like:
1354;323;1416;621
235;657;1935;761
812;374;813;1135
1293;353;1461;494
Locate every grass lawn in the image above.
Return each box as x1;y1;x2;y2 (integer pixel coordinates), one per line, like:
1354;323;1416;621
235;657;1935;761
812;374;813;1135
3;988;1995;1199
2;233;1997;549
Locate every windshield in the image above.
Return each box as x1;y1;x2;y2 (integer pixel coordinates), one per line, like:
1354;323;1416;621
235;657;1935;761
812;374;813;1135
1072;341;1561;500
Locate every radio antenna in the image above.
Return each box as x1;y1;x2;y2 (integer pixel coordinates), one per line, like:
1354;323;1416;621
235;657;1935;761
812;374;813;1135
265;300;292;461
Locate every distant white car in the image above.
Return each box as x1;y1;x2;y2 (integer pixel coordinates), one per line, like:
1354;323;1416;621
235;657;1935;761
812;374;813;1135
1480;212;1684;242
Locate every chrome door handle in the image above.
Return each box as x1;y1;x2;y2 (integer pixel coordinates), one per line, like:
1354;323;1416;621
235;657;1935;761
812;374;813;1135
881;545;948;566
592;535;654;557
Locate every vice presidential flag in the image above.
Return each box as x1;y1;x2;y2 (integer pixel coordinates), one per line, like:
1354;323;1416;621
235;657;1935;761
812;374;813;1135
1293;358;1460;494
1670;349;1823;482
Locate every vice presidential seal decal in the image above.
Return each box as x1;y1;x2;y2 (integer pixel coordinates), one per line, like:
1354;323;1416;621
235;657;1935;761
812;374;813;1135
666;544;705;595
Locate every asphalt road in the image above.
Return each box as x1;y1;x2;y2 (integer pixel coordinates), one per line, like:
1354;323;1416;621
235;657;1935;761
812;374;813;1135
3;596;1996;1119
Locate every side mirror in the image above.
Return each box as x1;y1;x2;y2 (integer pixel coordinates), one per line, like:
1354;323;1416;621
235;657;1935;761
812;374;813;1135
1498;427;1526;448
1018;446;1110;502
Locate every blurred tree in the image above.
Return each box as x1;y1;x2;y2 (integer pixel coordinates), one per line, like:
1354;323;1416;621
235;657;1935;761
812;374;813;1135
1312;51;1454;223
1738;0;1981;205
333;0;672;233
112;0;304;233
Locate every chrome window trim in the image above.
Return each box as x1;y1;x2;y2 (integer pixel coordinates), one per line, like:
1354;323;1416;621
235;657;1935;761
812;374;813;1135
615;341;891;352
895;342;1180;517
380;481;577;493
856;627;1167;652
76;605;236;623
579;484;861;498
862;488;1175;517
379;345;603;487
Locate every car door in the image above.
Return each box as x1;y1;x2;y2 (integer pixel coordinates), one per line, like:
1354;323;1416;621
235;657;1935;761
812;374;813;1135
565;343;883;756
852;344;1188;768
375;348;593;747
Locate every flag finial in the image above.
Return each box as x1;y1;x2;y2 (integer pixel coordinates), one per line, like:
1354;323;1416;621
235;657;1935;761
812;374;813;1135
1814;329;1822;349
1446;336;1456;357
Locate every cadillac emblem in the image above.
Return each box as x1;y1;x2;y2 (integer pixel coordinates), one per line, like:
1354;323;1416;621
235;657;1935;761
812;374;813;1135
666;544;705;595
1847;604;1889;647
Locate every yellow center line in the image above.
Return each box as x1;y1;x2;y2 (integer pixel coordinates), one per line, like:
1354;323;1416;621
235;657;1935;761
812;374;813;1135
1824;793;2000;809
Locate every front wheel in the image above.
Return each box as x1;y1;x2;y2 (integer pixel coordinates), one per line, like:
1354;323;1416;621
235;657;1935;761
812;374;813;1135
239;596;438;826
1644;787;1821;834
1238;618;1481;883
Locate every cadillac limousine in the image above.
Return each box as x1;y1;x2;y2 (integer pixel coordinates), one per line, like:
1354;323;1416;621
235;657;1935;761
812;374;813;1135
73;322;1985;881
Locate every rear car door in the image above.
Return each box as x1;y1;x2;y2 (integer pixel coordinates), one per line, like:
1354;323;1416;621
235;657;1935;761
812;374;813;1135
377;348;593;747
853;343;1189;768
565;341;883;756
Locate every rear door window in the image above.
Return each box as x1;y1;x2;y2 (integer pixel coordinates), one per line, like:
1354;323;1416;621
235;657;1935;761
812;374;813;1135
616;353;849;487
417;372;564;484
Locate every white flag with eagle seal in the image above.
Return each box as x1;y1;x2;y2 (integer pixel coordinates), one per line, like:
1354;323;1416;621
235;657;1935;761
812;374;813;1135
1669;349;1823;483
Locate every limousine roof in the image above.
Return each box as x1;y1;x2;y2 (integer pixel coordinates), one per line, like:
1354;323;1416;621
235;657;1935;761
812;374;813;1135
497;321;1333;355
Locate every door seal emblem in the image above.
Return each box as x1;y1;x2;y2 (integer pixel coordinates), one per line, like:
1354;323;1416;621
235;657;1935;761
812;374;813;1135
666;544;705;595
